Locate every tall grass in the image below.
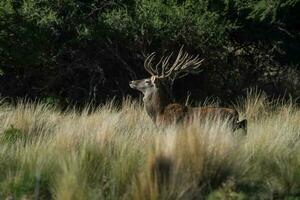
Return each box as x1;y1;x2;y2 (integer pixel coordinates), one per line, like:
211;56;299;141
0;93;300;199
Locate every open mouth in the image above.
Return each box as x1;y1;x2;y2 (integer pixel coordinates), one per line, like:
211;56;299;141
129;82;136;89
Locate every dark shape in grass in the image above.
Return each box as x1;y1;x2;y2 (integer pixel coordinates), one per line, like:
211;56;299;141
150;155;173;188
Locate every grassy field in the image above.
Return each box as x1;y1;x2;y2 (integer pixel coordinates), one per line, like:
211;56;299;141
0;91;300;200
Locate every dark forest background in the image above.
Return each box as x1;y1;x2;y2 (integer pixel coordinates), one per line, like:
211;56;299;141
0;0;300;106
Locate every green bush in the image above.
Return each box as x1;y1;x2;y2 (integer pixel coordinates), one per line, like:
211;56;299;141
0;0;299;104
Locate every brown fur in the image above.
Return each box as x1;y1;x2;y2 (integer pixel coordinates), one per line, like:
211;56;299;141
156;103;239;128
188;107;239;123
156;103;188;126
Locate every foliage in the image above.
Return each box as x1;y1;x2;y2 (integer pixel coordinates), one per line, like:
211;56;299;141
0;0;299;104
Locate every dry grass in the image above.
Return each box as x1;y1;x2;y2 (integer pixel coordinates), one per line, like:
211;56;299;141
0;92;300;199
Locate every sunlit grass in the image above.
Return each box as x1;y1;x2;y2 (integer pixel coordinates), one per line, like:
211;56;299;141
0;93;300;199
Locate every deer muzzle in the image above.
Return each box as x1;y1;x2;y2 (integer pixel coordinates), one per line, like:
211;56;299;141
129;81;137;89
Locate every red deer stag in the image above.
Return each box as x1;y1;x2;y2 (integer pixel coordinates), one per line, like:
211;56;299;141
129;48;247;131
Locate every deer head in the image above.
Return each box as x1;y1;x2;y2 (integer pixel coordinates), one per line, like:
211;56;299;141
129;47;204;124
129;47;204;101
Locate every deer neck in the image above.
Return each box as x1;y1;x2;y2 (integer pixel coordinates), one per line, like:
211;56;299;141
143;87;172;122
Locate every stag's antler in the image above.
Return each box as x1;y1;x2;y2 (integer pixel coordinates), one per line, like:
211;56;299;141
144;46;204;80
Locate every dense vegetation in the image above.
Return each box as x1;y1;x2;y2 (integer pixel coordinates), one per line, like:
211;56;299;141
0;0;300;105
1;1;300;199
0;92;300;199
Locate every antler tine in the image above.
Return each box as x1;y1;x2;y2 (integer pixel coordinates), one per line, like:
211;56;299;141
179;57;204;73
144;52;157;76
161;52;173;77
164;50;191;77
180;55;199;70
173;52;190;71
154;56;165;75
171;47;185;70
165;51;204;79
162;48;185;77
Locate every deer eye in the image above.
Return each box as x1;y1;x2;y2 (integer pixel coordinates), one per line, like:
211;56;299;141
145;80;151;84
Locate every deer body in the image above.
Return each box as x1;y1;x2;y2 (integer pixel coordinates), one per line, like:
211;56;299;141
129;47;247;131
158;105;240;127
